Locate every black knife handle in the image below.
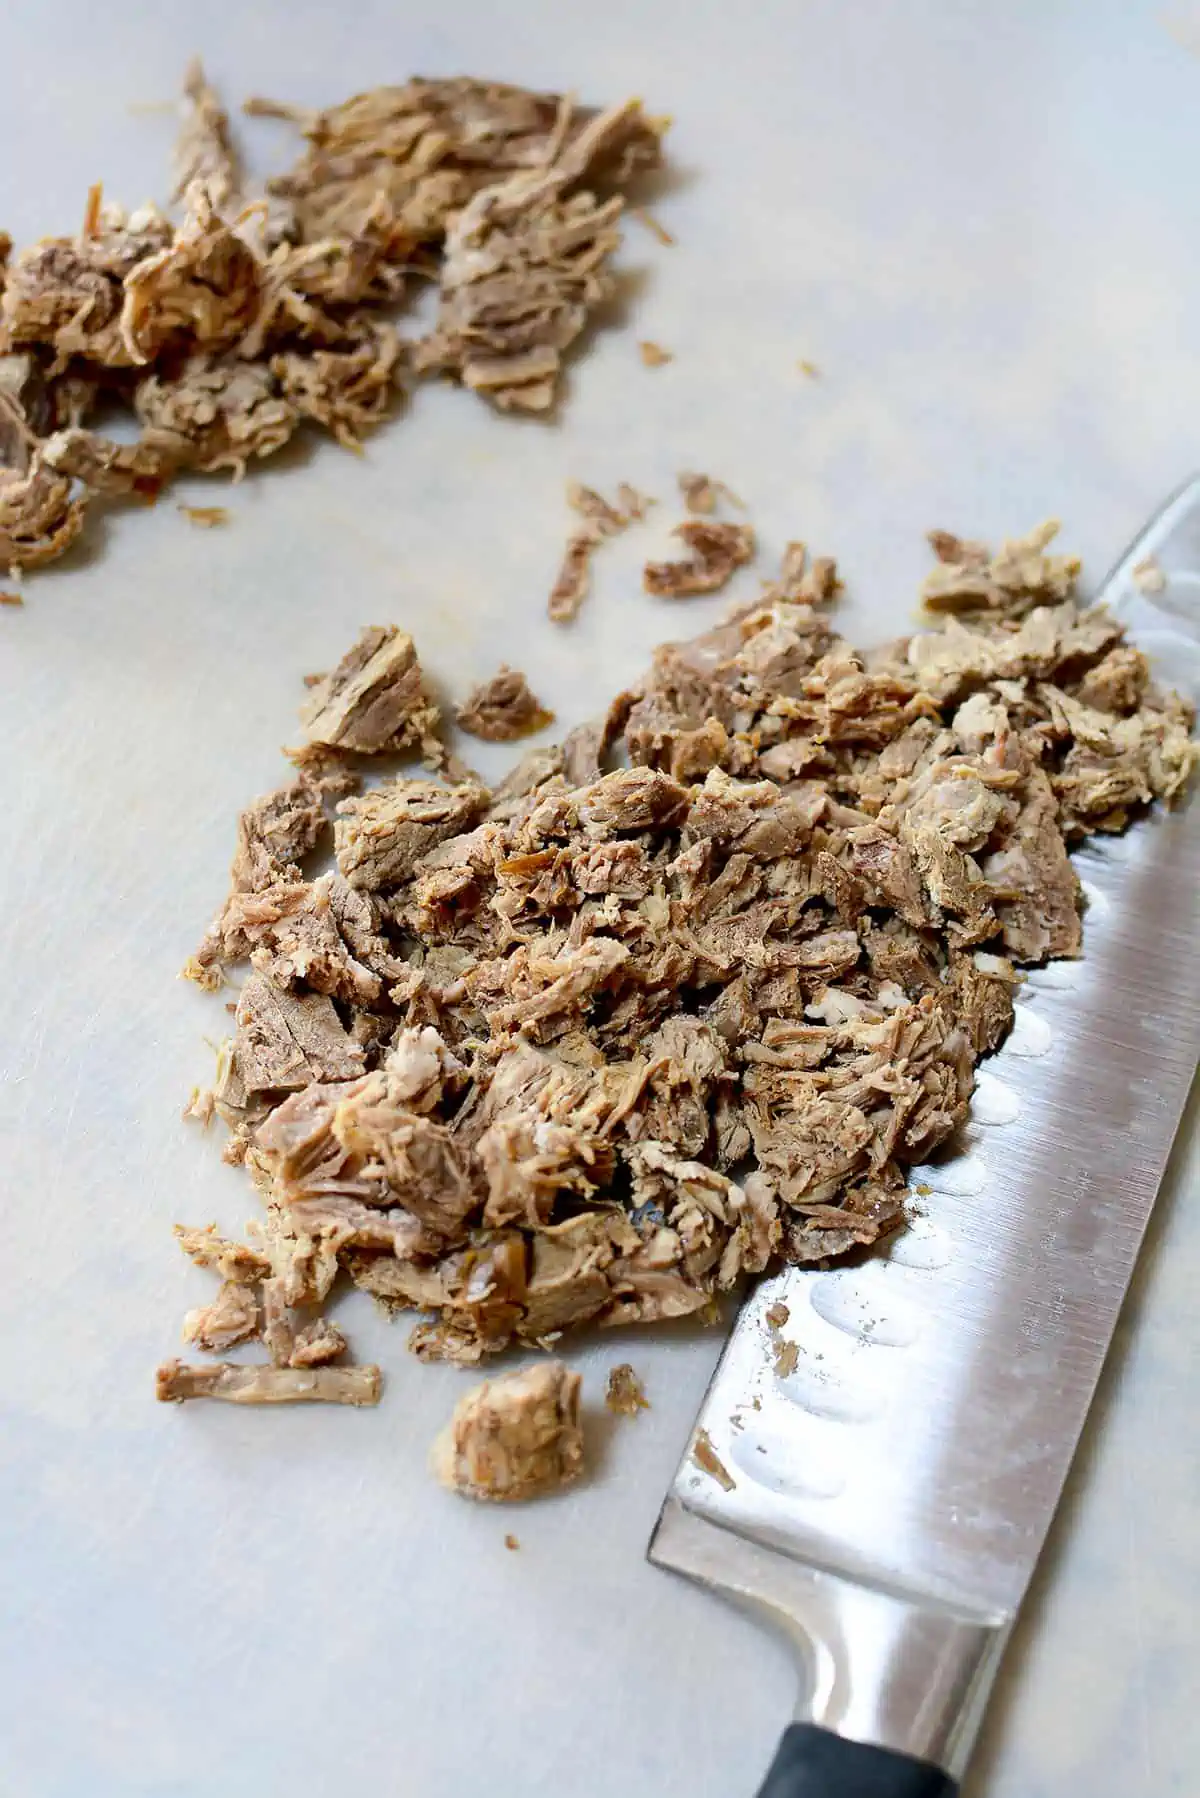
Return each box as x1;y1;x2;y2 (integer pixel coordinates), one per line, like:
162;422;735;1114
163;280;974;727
756;1724;958;1797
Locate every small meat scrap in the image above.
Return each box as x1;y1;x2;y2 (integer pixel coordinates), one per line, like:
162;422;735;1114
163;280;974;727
457;666;554;742
644;518;756;597
156;1359;380;1404
288;1318;347;1368
677;472;743;516
639;340;672;367
0;590;23;606
504;1533;520;1551
232;973;365;1092
691;1428;736;1491
174;57;241;210
0;456;87;572
335;778;489;889
764;1301;790;1329
300;625;441;759
605;1362;649;1416
179;504;229;527
772;1337;799;1378
182;1280;260;1352
548;479;650;624
632;208;675;246
921;520;1081;618
135;358;298;477
42;427;173;497
272;321;400;449
414;98;665;412
431;1360;585;1502
1131;555;1167;595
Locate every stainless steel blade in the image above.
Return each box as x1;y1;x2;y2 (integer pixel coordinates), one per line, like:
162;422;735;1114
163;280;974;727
649;480;1200;1780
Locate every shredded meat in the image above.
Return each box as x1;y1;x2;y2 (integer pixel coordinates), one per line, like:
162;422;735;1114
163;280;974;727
175;57;242;210
457;667;553;741
921;520;1081;619
677;472;743;516
644;518;756;597
430;1360;584;1500
169;522;1198;1415
414;99;664;412
548;479;653;624
156;1359;380;1404
0;68;667;576
692;1428;735;1490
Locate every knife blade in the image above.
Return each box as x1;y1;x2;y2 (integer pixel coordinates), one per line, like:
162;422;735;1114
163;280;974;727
648;480;1200;1796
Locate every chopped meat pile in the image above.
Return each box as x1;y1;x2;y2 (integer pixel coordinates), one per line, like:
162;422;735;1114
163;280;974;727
162;520;1197;1407
431;1360;584;1500
0;68;665;576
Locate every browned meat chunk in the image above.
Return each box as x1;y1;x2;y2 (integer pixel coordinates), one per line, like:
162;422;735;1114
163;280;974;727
605;1363;649;1415
232;974;365;1092
456;667;554;741
301;626;441;758
430;1360;584;1500
644;519;756;598
547;480;653;624
335;778;489;890
414;100;664;413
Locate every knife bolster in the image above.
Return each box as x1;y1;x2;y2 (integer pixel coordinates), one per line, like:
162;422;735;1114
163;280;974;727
650;1497;1009;1780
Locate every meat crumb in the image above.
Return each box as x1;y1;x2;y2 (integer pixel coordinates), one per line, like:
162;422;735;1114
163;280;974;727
1131;556;1167;595
644;518;755;596
0;590;23;606
431;1361;584;1502
504;1533;521;1551
605;1362;650;1416
179;505;229;528
633;208;675;246
548;479;651;623
772;1338;799;1378
677;471;744;515
691;1429;736;1491
764;1301;790;1329
155;1359;381;1404
798;359;819;378
639;340;672;367
456;666;554;741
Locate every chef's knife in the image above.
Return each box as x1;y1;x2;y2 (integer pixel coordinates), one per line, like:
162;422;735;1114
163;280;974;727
649;480;1200;1796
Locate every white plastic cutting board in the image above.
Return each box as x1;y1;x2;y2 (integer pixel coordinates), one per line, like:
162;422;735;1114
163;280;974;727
2;3;1199;1795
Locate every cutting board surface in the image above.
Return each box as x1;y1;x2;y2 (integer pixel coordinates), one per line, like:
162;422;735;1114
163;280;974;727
2;4;1199;1794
